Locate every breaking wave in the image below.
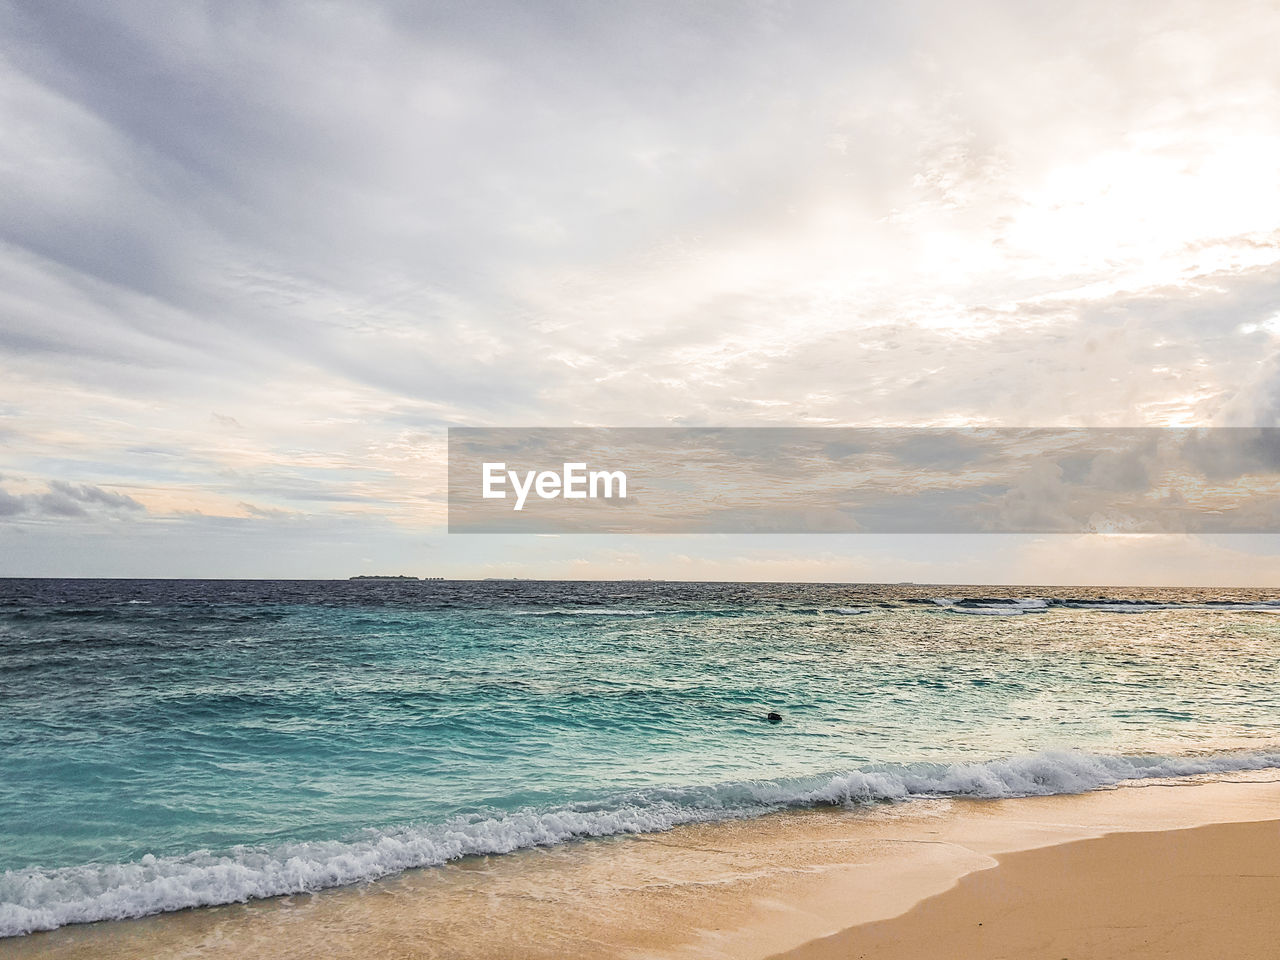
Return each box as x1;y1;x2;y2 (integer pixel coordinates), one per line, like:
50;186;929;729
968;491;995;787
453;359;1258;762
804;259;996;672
5;746;1278;938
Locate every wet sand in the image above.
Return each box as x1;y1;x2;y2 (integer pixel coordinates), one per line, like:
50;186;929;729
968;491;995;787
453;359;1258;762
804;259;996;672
5;776;1280;960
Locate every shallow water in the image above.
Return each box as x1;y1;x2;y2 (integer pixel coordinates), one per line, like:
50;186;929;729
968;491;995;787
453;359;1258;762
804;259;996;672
2;578;1279;935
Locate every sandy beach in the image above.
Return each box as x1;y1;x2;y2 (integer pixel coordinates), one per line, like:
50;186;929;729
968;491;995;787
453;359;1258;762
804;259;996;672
780;817;1280;960
6;775;1279;960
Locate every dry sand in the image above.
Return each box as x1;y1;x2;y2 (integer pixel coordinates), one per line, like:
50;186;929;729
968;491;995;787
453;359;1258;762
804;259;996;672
5;776;1279;960
776;818;1280;960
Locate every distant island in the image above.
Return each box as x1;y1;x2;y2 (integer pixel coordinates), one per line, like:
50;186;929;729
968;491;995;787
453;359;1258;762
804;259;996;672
350;575;421;580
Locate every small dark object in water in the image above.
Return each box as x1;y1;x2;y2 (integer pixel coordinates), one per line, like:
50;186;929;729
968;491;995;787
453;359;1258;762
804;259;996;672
766;711;783;724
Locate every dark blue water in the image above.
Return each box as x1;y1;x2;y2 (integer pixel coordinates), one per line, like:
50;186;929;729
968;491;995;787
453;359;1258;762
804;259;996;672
2;578;1279;936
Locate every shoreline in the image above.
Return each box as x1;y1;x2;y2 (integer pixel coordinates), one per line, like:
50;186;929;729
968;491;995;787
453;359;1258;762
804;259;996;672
5;775;1280;959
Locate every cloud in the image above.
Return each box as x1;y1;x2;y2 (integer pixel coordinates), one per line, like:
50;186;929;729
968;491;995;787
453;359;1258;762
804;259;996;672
0;486;25;517
1;0;1279;575
238;501;304;520
0;480;146;520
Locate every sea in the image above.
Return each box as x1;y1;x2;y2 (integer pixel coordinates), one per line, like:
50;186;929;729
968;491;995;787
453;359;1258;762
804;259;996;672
2;578;1279;938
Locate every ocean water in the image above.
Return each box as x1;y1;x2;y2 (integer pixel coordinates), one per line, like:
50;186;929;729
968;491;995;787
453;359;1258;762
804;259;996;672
2;578;1279;937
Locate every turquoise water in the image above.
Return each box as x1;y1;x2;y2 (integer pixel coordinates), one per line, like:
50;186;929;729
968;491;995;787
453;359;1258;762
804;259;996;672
2;579;1279;935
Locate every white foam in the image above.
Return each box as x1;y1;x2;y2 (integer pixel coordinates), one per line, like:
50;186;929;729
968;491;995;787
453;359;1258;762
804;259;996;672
0;803;718;937
942;599;1049;616
801;749;1280;803
4;747;1278;938
926;597;1280;615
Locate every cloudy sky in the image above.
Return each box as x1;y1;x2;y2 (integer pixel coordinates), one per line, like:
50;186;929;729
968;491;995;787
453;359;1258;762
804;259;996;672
2;0;1279;583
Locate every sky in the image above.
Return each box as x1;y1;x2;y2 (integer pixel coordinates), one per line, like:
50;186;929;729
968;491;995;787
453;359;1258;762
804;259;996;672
2;0;1279;584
